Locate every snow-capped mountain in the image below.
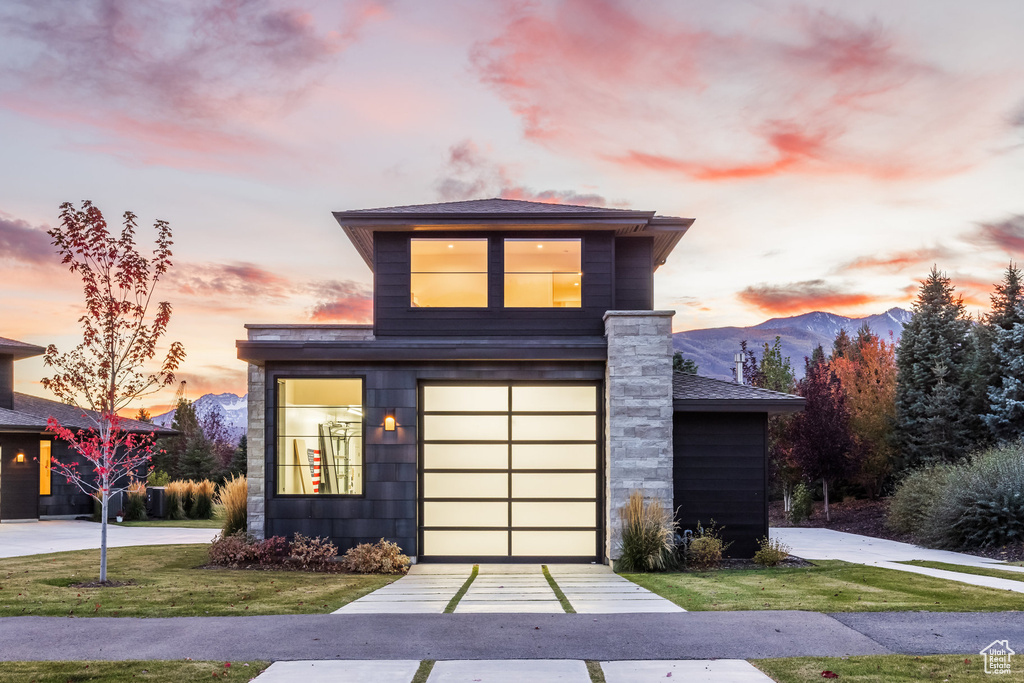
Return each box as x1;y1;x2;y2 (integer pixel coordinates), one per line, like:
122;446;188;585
153;392;247;444
674;307;913;381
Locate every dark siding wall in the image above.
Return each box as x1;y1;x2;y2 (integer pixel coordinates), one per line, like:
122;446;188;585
265;360;605;556
374;231;616;337
39;442;94;517
614;237;653;310
673;412;767;557
0;433;39;520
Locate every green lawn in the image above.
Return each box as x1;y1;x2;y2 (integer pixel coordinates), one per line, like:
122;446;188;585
755;654;1024;682
623;560;1024;612
0;544;397;617
0;660;269;682
900;560;1024;583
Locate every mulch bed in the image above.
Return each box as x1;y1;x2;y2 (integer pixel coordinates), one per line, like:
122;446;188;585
770;498;1024;563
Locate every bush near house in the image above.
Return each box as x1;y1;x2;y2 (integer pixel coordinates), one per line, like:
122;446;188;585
340;539;410;574
218;474;247;536
124;481;148;521
617;491;678;572
753;536;791;567
887;465;954;535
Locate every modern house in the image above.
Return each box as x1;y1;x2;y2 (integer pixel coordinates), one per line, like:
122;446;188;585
0;337;170;521
237;198;803;563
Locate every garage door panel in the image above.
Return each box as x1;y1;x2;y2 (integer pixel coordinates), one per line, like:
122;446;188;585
511;444;596;470
423;472;507;498
512;502;594;527
424;502;508;527
512;473;596;499
512;415;596;441
512;531;595;556
424;530;508;556
512;386;597;412
424;444;508;470
423;385;508;412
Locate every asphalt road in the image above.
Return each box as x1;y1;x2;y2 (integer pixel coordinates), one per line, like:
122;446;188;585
0;611;1018;661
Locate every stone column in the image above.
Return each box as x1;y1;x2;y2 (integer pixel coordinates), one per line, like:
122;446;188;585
604;310;675;562
246;363;266;539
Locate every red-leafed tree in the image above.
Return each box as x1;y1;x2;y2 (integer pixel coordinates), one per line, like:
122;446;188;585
790;356;857;522
42;201;185;583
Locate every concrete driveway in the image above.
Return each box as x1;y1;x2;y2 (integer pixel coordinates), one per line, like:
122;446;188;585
0;520;218;558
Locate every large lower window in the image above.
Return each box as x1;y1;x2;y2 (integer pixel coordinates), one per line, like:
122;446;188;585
410;239;487;307
276;378;363;495
504;238;582;308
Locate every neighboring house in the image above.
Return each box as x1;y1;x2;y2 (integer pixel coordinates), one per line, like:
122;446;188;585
237;198;804;563
0;337;172;521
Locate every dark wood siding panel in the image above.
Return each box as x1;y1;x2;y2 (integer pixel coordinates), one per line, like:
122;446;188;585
673;412;767;558
0;434;39;520
614;237;653;310
374;231;618;337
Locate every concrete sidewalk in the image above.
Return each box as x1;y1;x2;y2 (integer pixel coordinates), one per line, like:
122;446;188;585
252;659;774;682
6;610;1021;662
0;520;218;558
772;528;1024;593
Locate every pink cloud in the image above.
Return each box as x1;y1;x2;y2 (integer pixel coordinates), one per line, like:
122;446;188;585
436;139;608;206
971;215;1024;255
171;261;292;301
738;280;876;315
837;247;956;274
0;211;54;265
472;1;1010;181
309;280;373;322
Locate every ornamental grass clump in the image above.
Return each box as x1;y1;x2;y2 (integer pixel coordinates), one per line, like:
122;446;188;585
340;538;410;574
190;479;216;519
124;480;148;521
617;491;678;572
218;474;247;536
164;480;188;520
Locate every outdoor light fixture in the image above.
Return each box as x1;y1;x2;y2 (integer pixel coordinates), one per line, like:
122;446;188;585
15;450;25;463
384;410;396;431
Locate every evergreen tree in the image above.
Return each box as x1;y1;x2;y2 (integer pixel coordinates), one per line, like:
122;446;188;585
672;352;699;374
984;310;1024;441
975;264;1024;441
895;267;973;468
135;407;151;423
226;435;248;479
832;329;854;361
807;344;826;373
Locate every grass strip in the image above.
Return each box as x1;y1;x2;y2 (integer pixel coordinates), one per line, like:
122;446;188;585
753;653;1020;682
542;564;576;613
0;660;269;682
0;544;396;617
585;660;607;683
623;559;1024;612
900;560;1024;583
412;659;436;683
443;564;479;613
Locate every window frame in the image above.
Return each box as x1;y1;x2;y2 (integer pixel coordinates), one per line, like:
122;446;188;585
272;375;367;498
502;237;583;309
409;237;489;309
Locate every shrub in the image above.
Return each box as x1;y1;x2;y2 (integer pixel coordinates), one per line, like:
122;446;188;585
789;482;814;524
687;520;730;570
922;443;1024;549
887;464;954;535
180;480;197;518
291;534;338;570
253;536;291;565
753;536;791;567
218;474;247;536
147;469;170;487
340;539;410;574
617;491;678;572
208;532;258;567
164;480;188;520
124;480;148;521
190;479;216;519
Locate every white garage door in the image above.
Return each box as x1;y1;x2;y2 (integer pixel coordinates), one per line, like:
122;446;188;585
419;383;600;560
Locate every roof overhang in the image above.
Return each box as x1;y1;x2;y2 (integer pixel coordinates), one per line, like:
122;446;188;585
333;210;693;272
674;398;806;414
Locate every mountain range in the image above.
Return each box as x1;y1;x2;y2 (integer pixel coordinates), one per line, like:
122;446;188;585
153;392;248;444
673;307;913;381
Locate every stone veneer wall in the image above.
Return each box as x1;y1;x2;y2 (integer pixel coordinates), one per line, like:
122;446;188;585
244;324;374;539
603;310;675;561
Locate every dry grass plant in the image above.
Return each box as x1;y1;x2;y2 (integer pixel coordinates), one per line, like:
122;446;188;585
218;474;247;536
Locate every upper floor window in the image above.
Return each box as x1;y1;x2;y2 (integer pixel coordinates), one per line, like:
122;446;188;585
504;239;582;308
410;239;487;307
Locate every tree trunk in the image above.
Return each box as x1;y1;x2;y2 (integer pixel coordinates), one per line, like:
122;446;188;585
823;478;830;523
783;482;792;513
100;491;108;583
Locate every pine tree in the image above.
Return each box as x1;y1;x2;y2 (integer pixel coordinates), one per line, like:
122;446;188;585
984;312;1024;440
672;352;699;374
832;329;854;361
895;267;973;468
975;264;1024;441
226;435;248;479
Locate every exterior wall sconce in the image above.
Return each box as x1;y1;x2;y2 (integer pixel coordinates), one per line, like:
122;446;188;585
384;410;396;432
15;450;26;463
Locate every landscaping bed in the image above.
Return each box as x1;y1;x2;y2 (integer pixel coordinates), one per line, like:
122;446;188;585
0;660;268;682
0;544;396;617
623;560;1024;612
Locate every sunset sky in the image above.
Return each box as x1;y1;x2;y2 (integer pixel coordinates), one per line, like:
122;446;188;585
2;0;1024;414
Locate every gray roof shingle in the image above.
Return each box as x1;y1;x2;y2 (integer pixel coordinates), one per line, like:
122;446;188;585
340;198;648;216
673;372;805;413
0;393;175;434
0;337;46;360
